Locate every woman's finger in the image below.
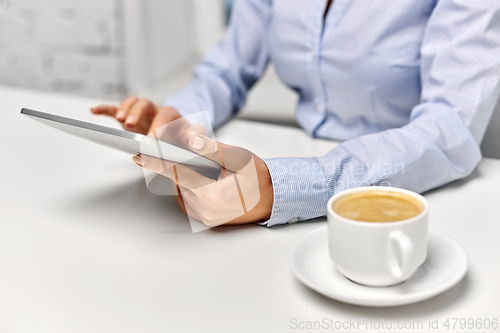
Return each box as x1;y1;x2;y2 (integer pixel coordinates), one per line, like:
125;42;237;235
188;134;254;173
133;154;215;191
125;99;156;128
176;185;205;223
175;185;188;214
116;96;139;122
177;190;201;221
90;105;118;117
178;189;226;227
183;200;203;222
148;109;182;139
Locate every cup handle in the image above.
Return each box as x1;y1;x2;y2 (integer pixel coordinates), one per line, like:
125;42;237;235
388;230;413;280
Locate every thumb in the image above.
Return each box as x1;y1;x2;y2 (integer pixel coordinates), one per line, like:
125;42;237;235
188;134;253;172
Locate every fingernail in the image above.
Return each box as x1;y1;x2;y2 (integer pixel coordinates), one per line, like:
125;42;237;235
125;115;136;126
116;110;126;120
133;155;145;166
192;136;205;150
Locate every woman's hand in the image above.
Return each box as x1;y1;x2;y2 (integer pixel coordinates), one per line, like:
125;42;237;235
91;96;204;149
133;134;274;226
92;96;273;225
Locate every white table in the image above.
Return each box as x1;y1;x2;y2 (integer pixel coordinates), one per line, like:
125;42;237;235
1;86;499;333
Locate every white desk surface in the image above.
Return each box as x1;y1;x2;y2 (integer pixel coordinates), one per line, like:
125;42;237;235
1;85;499;333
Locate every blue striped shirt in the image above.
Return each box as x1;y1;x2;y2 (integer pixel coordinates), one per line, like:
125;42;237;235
166;0;500;226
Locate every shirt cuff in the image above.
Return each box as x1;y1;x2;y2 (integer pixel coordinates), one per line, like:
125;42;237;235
259;158;330;227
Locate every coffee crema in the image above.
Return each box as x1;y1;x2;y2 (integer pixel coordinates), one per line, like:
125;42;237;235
333;190;424;222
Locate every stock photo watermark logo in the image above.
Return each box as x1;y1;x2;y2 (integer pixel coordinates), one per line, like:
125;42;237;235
290;317;500;330
138;111;261;233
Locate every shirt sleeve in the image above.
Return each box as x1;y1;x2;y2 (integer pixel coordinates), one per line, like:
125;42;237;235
164;0;272;129
260;0;500;227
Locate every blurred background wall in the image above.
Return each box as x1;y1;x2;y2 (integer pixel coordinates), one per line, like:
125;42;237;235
0;0;129;99
0;0;227;100
0;0;231;98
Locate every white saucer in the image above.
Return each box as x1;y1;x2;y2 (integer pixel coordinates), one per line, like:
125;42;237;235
289;227;467;307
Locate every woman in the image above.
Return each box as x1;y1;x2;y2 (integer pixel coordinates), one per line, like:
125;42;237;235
91;0;500;227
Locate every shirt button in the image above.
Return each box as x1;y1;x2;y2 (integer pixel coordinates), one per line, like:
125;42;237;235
311;50;316;59
288;217;299;224
317;103;324;113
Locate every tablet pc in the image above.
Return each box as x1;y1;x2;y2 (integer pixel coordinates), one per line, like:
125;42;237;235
21;108;221;179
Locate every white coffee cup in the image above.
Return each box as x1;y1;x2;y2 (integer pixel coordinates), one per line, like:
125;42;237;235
327;186;428;287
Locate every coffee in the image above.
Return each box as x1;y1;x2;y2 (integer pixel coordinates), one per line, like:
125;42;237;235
328;186;429;286
333;189;424;222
